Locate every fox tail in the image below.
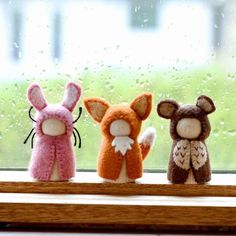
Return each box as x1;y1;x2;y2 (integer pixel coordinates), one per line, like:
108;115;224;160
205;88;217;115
138;127;156;160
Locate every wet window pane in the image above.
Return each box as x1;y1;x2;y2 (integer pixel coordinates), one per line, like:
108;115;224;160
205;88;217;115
0;0;235;171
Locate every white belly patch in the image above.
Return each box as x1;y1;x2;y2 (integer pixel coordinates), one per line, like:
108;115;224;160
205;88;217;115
173;140;208;171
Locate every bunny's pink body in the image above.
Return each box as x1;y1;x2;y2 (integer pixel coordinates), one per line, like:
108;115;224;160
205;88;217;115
30;134;75;181
27;83;81;181
29;105;75;181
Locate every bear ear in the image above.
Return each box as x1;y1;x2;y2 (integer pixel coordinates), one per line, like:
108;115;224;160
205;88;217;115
196;95;216;114
130;93;152;120
27;83;47;111
157;99;179;119
62;82;81;112
84;98;110;123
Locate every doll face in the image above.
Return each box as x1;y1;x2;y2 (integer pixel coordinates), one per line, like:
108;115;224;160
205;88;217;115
42;119;66;136
176;118;202;139
110;119;131;136
157;95;216;141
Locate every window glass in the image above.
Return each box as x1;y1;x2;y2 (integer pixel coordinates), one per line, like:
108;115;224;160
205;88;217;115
0;0;235;170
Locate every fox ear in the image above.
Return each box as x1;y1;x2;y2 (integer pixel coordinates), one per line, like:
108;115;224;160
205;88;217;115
196;95;216;114
130;93;152;120
27;83;47;111
84;98;110;123
62;82;81;112
157;99;179;119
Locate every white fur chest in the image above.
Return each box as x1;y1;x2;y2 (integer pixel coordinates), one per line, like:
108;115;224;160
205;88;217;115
111;136;134;156
106;135;134;183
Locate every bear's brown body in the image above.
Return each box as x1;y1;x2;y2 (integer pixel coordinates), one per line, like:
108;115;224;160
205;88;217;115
157;96;216;184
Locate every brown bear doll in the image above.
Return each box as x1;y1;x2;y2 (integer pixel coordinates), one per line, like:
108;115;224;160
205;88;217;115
157;95;216;184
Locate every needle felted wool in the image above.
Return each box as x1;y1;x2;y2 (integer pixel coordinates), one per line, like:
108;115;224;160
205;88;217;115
27;82;81;181
157;95;216;184
84;93;156;183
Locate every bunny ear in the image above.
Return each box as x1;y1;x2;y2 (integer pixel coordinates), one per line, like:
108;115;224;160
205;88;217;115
62;82;81;112
27;83;47;111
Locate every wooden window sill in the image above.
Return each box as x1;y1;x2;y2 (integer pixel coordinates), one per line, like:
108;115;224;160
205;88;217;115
0;171;235;196
0;171;236;229
0;193;236;228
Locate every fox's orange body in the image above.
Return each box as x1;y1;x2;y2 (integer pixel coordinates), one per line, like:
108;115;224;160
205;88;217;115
84;93;153;182
98;137;142;180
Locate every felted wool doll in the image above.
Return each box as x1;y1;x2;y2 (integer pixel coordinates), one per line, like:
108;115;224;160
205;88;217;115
24;82;82;181
157;95;216;184
84;93;156;183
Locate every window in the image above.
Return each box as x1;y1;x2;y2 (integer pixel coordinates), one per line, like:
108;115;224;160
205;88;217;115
0;1;236;231
130;0;158;29
0;0;235;172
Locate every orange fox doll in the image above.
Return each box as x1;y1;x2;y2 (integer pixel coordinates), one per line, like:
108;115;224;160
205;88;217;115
84;93;156;183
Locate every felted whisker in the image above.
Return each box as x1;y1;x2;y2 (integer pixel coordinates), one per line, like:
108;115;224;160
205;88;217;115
29;106;36;122
31;132;36;149
73;127;81;148
73;107;82;124
72;131;77;147
23;128;35;144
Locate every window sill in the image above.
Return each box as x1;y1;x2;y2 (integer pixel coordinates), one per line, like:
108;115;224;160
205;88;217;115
0;171;236;229
0;192;236;228
0;171;236;196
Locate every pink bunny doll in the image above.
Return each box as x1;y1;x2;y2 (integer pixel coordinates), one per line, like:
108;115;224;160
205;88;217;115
24;82;82;181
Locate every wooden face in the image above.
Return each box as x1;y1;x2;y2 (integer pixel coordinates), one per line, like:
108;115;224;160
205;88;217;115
176;118;202;139
109;119;131;136
42;119;66;136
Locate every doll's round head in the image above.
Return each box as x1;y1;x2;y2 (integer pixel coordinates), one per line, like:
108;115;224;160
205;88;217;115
157;95;216;140
34;104;74;137
101;105;142;139
83;93;152;140
27;83;81;137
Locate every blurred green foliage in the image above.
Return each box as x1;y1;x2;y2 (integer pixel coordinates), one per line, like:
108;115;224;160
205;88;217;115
0;66;236;170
